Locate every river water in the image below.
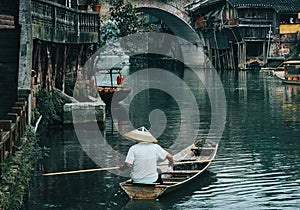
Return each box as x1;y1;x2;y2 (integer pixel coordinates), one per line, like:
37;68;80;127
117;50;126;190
26;69;300;209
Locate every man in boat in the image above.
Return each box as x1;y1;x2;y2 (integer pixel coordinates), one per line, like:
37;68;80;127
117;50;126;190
119;127;174;184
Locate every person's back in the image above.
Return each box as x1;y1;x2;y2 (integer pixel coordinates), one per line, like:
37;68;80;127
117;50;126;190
119;127;174;184
125;142;168;183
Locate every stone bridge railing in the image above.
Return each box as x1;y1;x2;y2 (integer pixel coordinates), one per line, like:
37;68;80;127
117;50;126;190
31;0;100;43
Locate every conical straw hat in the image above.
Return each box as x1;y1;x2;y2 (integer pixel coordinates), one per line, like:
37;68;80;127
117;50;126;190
123;126;158;143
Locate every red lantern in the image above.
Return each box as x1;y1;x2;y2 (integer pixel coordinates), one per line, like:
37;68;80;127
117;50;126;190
117;75;124;85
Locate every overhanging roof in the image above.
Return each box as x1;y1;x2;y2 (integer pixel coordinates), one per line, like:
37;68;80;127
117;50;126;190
228;0;300;13
188;0;300;13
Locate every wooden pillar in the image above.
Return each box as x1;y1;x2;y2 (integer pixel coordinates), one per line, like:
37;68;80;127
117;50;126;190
237;42;244;70
229;42;236;70
243;42;247;70
46;45;54;91
53;45;60;89
32;41;41;72
263;41;267;64
76;44;84;72
62;44;68;93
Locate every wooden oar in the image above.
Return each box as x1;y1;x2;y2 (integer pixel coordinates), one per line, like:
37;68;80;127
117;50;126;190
158;159;213;166
43;166;120;176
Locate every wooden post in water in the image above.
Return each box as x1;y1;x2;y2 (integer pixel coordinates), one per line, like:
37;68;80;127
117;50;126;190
229;42;235;70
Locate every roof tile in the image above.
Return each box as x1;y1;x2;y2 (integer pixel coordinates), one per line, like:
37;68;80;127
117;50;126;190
228;0;300;13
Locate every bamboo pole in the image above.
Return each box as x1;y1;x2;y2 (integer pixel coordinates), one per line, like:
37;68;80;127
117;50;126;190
43;159;213;176
43;166;120;176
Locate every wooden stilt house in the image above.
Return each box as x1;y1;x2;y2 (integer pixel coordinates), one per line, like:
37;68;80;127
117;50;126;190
186;0;300;70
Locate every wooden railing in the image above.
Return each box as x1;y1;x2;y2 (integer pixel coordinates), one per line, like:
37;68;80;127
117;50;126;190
0;96;28;165
31;0;100;43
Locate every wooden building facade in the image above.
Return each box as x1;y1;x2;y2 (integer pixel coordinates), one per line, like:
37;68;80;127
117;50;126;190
186;0;300;70
0;0;100;164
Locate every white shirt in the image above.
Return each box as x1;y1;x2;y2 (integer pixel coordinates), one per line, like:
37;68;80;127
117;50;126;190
125;142;168;183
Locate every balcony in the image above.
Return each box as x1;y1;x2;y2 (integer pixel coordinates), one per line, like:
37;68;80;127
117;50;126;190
238;17;272;28
31;0;100;43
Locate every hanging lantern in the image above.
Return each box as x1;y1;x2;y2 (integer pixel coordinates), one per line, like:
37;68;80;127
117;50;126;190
117;74;124;85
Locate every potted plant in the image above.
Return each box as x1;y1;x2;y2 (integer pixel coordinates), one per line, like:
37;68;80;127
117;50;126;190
88;0;102;12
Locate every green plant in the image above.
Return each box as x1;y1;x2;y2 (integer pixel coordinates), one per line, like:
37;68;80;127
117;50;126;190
36;89;72;124
108;0;144;37
0;126;48;209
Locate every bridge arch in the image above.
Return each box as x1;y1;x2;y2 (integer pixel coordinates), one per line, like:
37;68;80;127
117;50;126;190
133;3;200;45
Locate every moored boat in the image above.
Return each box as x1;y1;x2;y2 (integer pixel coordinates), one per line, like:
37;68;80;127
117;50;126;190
275;60;300;85
92;67;131;104
119;139;218;200
260;57;285;72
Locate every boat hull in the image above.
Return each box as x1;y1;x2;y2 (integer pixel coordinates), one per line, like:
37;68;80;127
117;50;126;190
282;80;300;85
120;184;167;200
98;88;131;105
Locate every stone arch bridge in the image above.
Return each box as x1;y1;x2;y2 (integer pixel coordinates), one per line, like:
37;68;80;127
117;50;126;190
125;0;201;45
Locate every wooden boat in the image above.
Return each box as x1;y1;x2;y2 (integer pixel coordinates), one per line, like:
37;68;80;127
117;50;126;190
281;60;300;85
260;57;285;72
119;139;218;200
93;67;131;104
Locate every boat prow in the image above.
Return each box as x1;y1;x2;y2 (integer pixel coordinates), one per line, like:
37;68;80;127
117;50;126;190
273;71;285;81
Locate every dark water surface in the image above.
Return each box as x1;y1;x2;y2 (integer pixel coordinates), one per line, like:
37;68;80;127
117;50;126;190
26;69;300;209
